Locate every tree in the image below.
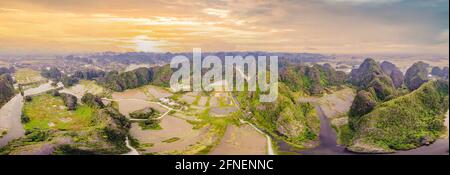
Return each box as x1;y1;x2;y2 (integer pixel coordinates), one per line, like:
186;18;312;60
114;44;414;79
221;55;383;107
81;93;105;109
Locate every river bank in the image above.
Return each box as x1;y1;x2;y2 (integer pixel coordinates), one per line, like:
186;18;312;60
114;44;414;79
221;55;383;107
276;107;449;155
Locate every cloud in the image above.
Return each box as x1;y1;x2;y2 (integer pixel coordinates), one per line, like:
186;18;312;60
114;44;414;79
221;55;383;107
202;8;230;18
0;0;448;55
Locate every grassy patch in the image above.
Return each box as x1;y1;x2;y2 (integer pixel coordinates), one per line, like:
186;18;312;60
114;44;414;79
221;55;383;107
351;80;449;151
193;95;201;105
0;129;8;139
162;137;180;143
138;120;162;130
79;80;107;95
179;109;240;155
205;97;211;107
14;68;45;84
218;96;228;107
335;124;354;146
23;94;94;131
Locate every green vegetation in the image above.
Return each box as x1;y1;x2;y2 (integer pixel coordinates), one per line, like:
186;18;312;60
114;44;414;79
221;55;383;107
348;58;398;118
61;75;79;87
280;63;346;95
40;67;62;81
0;74;15;107
348;80;449;152
335;124;354;146
0;129;7;139
23;94;93;131
162;137;180;143
235;82;320;147
97;65;172;92
404;61;429;91
81;93;105;109
149;64;172;87
138;119;162;130
130;107;159;119
1;93;131;155
80;80;107;94
348;90;377;126
193;95;201;105
179;109;240;155
130;107;161;130
73;69;105;80
97;68;150;91
14;68;45;84
60;93;78;110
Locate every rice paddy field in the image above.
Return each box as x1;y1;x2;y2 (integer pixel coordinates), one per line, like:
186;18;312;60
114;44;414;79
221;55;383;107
209;124;267;155
13;68;46;84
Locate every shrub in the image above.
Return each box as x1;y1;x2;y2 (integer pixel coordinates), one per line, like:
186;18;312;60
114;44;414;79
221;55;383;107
21;114;30;123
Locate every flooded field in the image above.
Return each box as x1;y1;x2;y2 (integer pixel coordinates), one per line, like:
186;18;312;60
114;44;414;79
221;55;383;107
60;80;105;99
130;115;208;154
146;85;172;99
112;85;173;102
179;92;198;104
114;99;168;117
112;89;149;101
210;107;238;117
209;124;267;155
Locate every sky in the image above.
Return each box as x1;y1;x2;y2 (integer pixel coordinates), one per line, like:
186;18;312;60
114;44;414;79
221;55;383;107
0;0;448;55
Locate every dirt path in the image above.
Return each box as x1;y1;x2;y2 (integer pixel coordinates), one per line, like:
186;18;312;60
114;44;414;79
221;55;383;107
122;136;139;155
239;119;275;155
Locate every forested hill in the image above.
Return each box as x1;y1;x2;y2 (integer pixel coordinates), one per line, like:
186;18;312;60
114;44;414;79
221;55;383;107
348;80;449;153
97;64;172;92
0;73;15;107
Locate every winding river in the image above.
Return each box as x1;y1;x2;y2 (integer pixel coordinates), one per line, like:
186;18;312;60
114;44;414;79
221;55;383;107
0;82;56;147
276;106;449;155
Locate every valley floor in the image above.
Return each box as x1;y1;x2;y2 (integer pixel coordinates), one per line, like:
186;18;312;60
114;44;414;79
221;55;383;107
1;82;448;155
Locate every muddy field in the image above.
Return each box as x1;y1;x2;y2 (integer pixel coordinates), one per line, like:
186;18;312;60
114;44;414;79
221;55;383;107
210;107;238;117
130;115;208;154
61;80;105;98
114;99;167;117
146;85;172;99
179;92;198;104
60;82;105;99
209;124;267;155
112;89;149;101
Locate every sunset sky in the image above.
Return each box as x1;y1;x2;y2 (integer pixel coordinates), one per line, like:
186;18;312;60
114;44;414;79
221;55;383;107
0;0;448;55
